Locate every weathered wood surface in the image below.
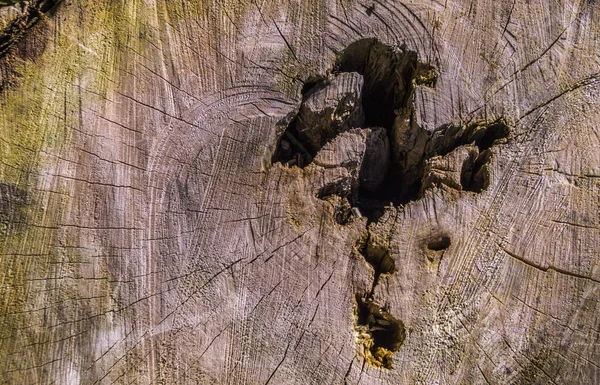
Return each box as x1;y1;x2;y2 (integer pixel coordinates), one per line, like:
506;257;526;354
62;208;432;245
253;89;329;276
0;0;599;384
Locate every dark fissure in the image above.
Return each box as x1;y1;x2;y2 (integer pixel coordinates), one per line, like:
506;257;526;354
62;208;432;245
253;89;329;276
351;231;406;369
272;38;509;224
355;293;406;369
355;235;396;297
270;38;510;369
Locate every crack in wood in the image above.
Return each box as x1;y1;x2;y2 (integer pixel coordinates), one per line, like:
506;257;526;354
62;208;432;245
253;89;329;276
501;246;600;284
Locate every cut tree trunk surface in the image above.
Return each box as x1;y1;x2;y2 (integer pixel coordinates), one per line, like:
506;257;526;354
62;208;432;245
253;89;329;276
0;1;599;384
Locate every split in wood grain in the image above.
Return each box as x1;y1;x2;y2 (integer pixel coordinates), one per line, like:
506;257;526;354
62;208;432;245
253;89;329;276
272;38;510;225
270;38;512;372
355;233;396;297
352;231;405;369
354;293;405;369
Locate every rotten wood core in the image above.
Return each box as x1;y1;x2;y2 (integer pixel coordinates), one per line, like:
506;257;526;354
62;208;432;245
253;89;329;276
0;1;598;384
274;38;509;223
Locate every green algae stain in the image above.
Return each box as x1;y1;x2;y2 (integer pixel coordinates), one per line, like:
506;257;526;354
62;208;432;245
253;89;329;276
0;1;157;380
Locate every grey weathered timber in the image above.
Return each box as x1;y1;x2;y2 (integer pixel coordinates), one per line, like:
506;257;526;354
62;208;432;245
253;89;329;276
0;0;599;384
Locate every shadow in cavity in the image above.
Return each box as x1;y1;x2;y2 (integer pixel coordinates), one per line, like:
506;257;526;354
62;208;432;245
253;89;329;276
333;38;423;129
355;235;396;297
426;235;451;252
355;294;406;369
427;119;510;193
272;38;509;223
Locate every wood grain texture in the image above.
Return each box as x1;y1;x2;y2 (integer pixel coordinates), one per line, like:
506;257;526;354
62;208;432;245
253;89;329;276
0;0;598;384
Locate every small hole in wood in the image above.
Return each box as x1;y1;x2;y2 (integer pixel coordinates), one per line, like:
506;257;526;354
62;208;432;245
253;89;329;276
427;235;451;252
